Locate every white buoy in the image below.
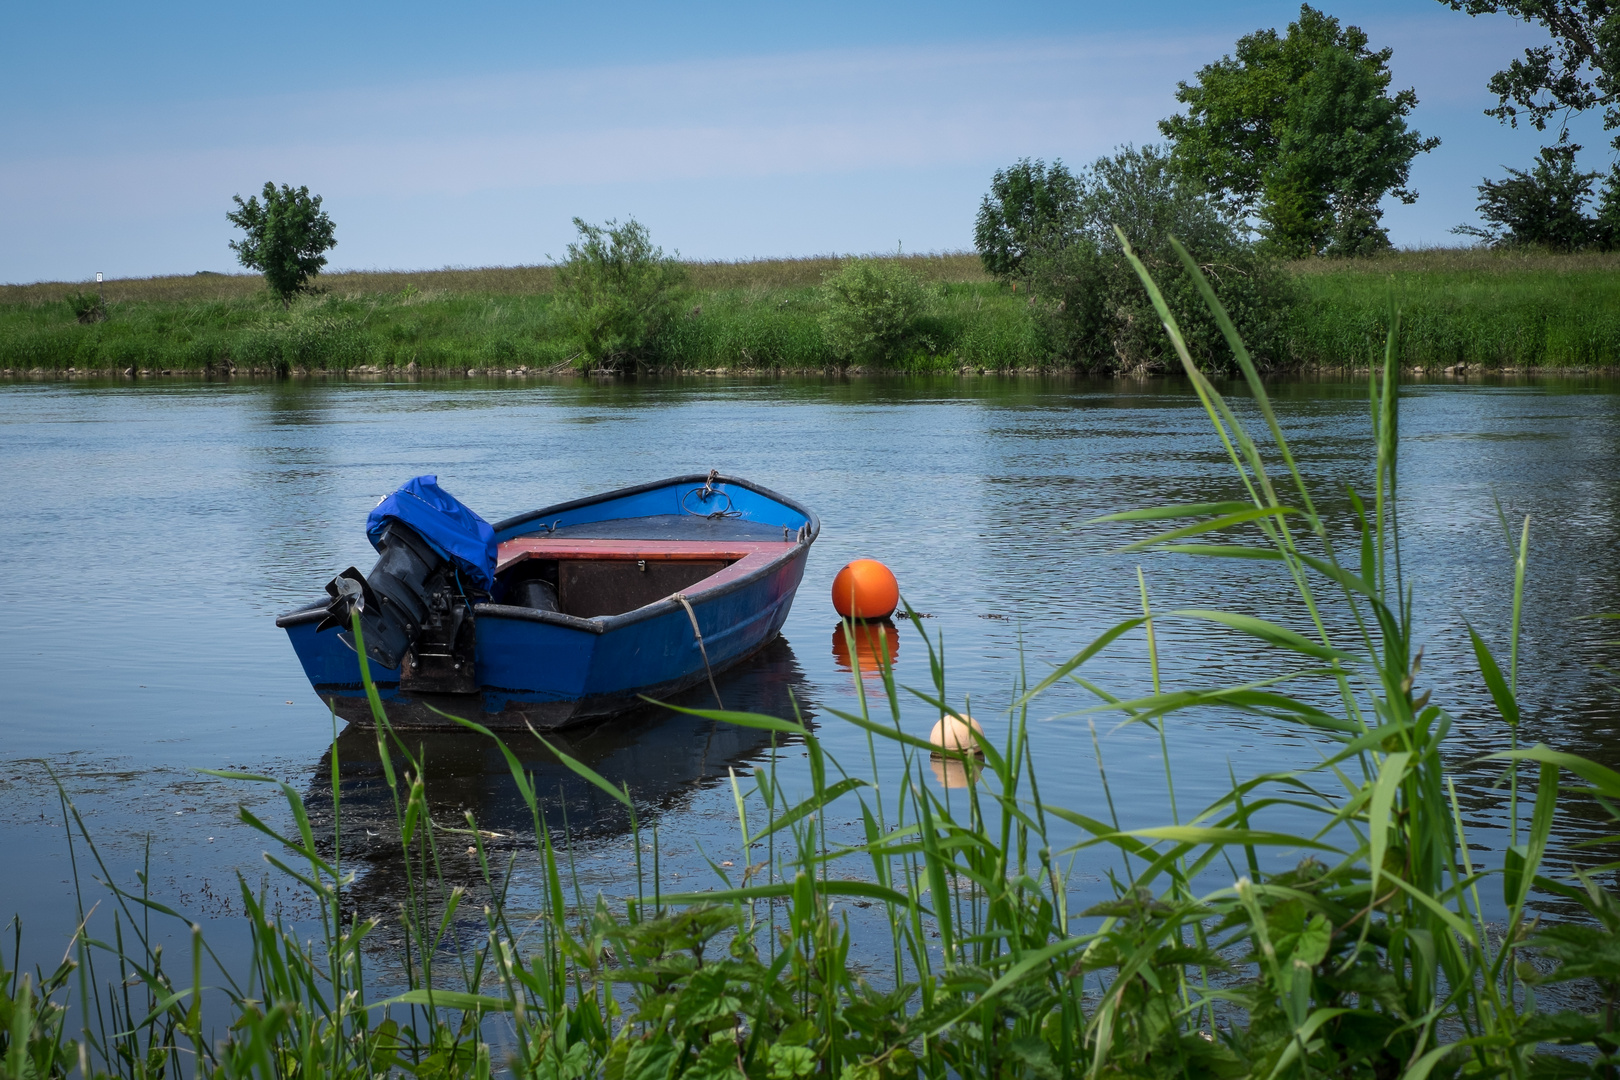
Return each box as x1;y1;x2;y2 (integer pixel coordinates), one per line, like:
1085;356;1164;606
928;713;984;755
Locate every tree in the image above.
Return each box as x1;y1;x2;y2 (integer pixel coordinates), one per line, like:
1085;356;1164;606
554;217;686;372
1456;143;1602;248
226;182;337;308
1159;5;1439;257
973;159;1083;280
1436;0;1620;139
979;145;1295;371
1436;0;1620;233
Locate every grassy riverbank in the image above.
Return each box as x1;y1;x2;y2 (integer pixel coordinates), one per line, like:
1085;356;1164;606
1289;247;1620;370
11;272;1620;1079
4;248;1620;374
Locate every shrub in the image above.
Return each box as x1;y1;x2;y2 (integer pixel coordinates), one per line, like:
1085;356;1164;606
818;259;933;365
64;291;105;324
1007;145;1295;371
1455;144;1606;251
554;217;686;372
234;316;373;374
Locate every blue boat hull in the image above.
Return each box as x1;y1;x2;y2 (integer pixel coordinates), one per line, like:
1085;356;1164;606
277;474;818;729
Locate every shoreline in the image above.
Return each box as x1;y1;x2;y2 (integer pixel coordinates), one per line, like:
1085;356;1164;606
5;361;1619;381
9;250;1620;376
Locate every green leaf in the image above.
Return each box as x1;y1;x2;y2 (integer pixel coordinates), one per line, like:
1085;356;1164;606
1467;624;1520;729
1130;826;1340;854
376;989;515;1012
1172;609;1358;664
1116;506;1303;553
1089;501;1261;523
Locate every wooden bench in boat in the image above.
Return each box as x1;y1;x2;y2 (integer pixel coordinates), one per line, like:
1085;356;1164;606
496;537;799;619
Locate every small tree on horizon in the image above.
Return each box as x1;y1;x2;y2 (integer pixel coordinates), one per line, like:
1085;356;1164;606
1455;143;1606;250
973;159;1084;281
227;182;338;308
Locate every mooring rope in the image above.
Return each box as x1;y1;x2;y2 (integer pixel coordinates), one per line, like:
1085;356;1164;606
671;592;723;709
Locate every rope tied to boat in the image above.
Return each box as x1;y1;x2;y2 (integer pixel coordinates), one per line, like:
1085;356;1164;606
681;468;741;519
671;592;724;709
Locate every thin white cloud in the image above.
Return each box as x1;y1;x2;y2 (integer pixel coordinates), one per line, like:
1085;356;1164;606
3;35;1218;215
0;12;1575;276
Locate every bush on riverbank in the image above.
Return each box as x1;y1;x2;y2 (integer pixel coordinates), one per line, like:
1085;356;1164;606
7;248;1620;374
1007;146;1297;371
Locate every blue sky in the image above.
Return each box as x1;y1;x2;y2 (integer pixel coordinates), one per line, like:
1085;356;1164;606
1;1;1608;283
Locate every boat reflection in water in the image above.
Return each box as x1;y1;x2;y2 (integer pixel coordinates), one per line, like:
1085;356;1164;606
302;637;813;916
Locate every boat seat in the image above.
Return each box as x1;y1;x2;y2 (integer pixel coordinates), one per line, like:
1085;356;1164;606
496;537;799;619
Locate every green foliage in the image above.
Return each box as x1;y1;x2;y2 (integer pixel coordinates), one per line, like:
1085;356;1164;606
818;259;934;365
0;928;78;1080
972;159;1083;280
63;291;105;325
1292;251;1620;367
23;251;1620;374
226;182;338;308
554;217;687;372
1161;4;1439;257
1016;145;1296;371
1596;164;1620;246
1437;0;1620;145
1457;143;1610;251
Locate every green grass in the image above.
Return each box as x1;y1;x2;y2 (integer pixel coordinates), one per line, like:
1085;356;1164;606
8;248;1620;374
1289;247;1620;369
0;256;1021;375
11;250;1620;1079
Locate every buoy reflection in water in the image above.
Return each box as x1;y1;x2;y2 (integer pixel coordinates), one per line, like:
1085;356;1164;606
830;619;899;679
929;753;982;789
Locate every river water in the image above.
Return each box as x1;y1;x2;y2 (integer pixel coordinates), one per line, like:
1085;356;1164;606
2;374;1618;973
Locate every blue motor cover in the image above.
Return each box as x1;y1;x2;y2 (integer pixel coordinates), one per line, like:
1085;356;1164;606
366;476;497;591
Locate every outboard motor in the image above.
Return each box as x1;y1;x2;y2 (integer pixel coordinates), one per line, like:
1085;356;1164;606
316;476;497;694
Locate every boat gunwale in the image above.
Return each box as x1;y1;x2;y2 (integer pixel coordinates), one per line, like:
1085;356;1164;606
488;472;820;540
275;473;820;633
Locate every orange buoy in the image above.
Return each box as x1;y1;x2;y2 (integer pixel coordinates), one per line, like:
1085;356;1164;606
831;559;899;620
928;713;984;755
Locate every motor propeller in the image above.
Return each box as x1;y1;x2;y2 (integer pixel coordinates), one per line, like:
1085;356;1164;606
313;524;446;670
316;567;377;633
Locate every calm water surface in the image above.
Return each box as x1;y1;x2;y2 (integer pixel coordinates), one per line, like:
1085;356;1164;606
3;375;1619;971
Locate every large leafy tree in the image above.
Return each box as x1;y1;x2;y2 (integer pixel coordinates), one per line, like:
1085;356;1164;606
1159;5;1439;257
226;182;337;308
1438;0;1620;246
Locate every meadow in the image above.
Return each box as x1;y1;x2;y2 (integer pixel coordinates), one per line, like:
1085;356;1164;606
4;248;1620;374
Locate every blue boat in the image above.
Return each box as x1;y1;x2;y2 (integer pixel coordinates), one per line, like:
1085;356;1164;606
276;472;819;729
